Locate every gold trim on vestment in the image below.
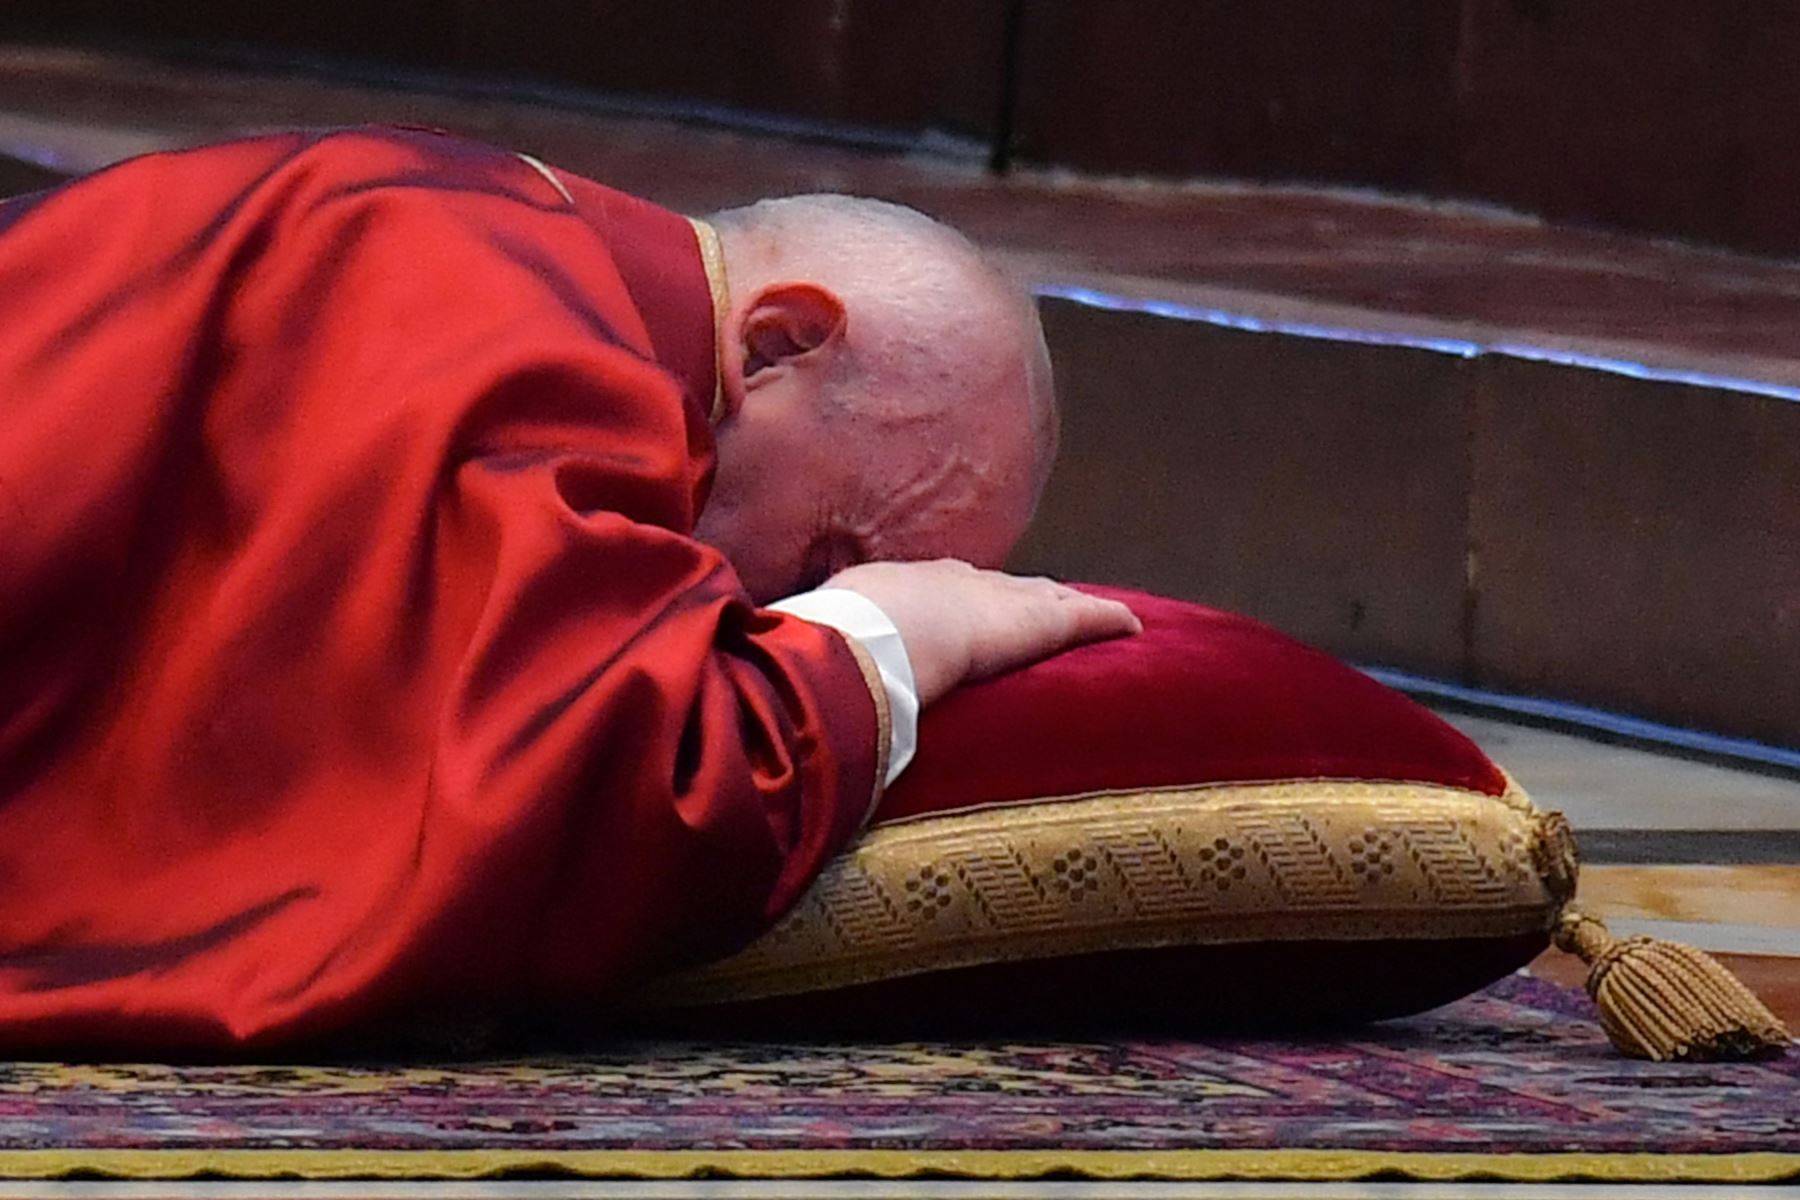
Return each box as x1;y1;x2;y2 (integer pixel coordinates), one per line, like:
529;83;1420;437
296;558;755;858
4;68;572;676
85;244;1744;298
513;152;573;205
841;635;892;824
0;1147;1791;1183
634;777;1570;1008
685;216;730;425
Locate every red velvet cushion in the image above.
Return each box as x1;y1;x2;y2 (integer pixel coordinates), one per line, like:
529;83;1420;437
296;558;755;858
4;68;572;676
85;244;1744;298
638;586;1560;1033
880;585;1504;825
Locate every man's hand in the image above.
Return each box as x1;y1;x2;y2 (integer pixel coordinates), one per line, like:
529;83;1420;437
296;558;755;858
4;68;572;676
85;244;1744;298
823;560;1143;708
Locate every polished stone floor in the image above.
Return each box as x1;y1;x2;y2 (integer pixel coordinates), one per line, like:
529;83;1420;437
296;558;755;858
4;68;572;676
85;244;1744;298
1434;712;1800;1030
1447;714;1800;835
1430;713;1799;1034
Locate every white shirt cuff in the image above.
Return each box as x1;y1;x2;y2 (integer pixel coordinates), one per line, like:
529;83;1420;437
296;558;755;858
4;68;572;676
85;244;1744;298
766;587;918;787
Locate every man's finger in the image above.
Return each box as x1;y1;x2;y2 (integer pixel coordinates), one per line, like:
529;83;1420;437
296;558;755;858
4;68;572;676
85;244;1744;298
1039;581;1141;631
1063;594;1143;639
1015;590;1140;654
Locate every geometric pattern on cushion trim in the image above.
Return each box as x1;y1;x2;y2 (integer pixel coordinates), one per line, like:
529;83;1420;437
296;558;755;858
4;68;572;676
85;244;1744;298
632;777;1572;1008
0;978;1791;1183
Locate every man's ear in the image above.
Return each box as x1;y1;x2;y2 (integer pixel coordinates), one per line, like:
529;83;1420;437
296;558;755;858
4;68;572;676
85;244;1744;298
740;282;847;378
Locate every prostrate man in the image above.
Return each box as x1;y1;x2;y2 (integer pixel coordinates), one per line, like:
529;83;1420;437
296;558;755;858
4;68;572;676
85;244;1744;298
0;127;1137;1051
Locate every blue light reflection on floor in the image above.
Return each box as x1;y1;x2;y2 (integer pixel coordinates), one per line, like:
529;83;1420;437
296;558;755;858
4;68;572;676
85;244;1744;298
1036;284;1800;404
1361;666;1800;772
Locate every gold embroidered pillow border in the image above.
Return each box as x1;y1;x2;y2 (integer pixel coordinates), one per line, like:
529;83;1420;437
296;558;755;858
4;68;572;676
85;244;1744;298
635;776;1573;1008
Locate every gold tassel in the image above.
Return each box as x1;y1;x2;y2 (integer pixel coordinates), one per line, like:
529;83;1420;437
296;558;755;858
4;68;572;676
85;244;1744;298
1553;909;1792;1062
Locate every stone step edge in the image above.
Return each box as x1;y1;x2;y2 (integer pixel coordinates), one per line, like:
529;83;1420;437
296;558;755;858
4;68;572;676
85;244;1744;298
1385;668;1800;779
6;93;1800;400
1017;264;1800;404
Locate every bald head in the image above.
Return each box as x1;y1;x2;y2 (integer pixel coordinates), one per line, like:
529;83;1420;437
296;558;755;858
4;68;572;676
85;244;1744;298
695;194;1057;602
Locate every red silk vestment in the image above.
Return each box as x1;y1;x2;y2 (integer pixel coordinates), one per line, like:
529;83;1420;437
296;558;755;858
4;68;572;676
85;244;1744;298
0;128;882;1052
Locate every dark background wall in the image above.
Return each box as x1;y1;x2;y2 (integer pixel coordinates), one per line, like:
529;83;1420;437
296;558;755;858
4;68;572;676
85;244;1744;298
5;1;1800;255
1008;0;1800;257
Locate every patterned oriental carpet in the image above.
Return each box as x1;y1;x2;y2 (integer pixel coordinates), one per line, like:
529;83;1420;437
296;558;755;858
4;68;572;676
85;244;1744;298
0;977;1793;1185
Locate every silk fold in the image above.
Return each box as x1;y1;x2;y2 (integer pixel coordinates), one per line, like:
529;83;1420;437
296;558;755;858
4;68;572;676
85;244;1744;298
0;128;880;1052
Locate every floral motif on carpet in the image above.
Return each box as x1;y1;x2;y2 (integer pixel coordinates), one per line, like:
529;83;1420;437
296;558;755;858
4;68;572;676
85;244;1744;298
0;976;1793;1182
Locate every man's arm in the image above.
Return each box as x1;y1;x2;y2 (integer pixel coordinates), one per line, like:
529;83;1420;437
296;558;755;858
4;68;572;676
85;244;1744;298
769;587;921;786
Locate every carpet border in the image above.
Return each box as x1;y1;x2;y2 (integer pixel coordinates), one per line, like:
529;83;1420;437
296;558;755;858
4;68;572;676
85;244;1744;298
0;1150;1794;1184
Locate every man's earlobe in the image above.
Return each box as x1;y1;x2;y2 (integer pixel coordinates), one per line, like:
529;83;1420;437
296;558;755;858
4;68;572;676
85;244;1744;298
742;283;847;377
